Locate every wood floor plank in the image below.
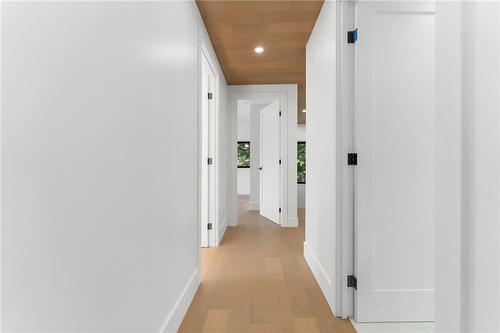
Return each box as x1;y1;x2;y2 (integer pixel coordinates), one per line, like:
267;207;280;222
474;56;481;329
250;281;277;323
201;309;229;333
292;317;321;333
178;196;356;333
266;257;285;280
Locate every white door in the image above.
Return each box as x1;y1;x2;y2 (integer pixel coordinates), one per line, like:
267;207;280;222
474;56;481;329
354;1;435;322
259;101;280;224
201;54;216;247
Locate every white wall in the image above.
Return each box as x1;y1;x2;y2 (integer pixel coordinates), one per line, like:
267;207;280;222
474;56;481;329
237;101;251;141
297;184;306;209
237;168;250;195
1;2;227;331
297;124;306;141
303;0;338;314
461;5;500;329
436;2;500;332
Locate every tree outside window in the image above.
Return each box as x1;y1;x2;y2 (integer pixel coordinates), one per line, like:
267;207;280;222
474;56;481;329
297;142;306;184
237;142;250;168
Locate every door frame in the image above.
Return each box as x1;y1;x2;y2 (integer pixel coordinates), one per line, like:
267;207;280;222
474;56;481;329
335;0;356;319
199;40;220;248
228;85;298;228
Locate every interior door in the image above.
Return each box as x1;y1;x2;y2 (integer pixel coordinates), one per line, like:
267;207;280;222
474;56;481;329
259;101;280;224
201;54;215;248
200;56;209;247
354;1;435;322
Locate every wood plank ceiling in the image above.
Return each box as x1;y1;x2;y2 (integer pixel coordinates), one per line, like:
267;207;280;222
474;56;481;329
196;0;324;124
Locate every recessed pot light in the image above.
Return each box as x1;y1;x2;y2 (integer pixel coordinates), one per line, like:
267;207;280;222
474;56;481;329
254;46;264;54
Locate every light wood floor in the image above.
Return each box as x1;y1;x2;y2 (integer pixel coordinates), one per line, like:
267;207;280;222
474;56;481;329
178;196;356;333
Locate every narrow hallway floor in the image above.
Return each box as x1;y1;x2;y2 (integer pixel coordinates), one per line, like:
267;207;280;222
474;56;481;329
178;196;356;333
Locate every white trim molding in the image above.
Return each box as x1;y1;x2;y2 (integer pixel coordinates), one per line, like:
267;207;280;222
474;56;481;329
159;269;200;333
287;217;299;228
217;216;228;246
304;242;335;312
337;0;355;319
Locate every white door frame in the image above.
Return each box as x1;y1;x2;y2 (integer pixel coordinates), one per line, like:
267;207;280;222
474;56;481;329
334;0;356;319
199;40;220;248
228;85;298;228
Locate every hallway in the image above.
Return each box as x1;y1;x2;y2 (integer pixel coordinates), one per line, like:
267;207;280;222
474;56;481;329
179;197;355;333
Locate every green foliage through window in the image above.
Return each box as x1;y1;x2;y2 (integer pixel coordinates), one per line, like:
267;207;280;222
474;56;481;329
297;142;306;184
237;142;250;168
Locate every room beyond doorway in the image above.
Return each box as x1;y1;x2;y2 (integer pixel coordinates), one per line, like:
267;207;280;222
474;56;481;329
237;99;282;224
229;85;299;229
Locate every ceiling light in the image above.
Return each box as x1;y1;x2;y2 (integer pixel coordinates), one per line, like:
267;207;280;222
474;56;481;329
254;46;264;54
302;109;307;113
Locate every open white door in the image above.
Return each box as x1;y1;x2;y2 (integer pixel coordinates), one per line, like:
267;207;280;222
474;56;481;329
354;1;435;322
259;101;280;224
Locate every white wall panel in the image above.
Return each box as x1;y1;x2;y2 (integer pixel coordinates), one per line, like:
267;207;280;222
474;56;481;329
304;0;338;314
1;2;228;331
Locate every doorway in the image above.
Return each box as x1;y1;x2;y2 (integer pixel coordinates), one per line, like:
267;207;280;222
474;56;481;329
236;99;281;224
230;84;298;228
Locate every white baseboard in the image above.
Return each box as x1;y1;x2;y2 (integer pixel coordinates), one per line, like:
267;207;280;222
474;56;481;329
286;216;299;228
303;241;336;314
159;269;200;333
247;201;259;211
350;319;436;332
217;217;228;246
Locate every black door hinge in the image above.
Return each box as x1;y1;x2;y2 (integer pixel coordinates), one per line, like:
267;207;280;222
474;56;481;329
348;28;358;44
347;153;357;166
347;275;357;289
279;159;282;165
208;92;213;100
279;111;282;116
208;157;213;165
208;223;213;230
279;208;282;213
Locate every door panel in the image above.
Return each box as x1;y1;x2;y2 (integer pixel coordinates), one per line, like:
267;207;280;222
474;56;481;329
259;101;280;224
201;56;209;248
201;54;215;247
354;1;435;322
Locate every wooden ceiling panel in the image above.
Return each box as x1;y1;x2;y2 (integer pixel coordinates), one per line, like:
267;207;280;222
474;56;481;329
196;0;324;124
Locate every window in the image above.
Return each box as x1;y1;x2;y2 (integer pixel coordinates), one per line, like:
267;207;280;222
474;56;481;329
237;141;250;168
297;142;306;184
